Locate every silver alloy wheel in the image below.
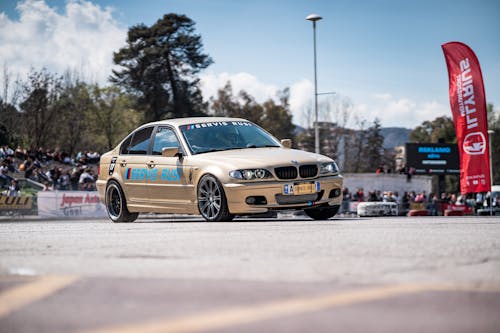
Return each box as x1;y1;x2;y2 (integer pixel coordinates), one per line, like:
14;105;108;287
198;176;222;220
106;183;122;220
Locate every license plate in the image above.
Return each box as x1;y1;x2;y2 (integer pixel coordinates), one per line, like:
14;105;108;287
283;182;320;195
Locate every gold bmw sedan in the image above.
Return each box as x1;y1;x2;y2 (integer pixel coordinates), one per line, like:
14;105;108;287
97;117;343;222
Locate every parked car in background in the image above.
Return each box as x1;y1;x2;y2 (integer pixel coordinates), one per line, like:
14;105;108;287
477;185;500;215
357;202;398;217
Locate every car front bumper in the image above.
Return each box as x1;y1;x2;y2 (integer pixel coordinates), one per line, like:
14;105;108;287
223;175;343;214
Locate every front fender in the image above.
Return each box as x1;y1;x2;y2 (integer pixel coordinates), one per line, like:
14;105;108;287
192;165;229;188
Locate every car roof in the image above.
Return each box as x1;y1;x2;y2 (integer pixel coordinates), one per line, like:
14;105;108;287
145;117;249;128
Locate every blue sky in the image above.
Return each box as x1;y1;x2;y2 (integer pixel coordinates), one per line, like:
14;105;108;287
1;0;499;128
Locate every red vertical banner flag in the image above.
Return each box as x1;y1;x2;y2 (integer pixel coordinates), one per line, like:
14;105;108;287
442;41;490;194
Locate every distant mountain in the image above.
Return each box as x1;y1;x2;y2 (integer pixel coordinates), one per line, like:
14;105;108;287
293;124;306;136
380;127;411;149
292;124;411;150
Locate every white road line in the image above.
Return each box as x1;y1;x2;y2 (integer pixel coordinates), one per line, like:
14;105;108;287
76;283;500;333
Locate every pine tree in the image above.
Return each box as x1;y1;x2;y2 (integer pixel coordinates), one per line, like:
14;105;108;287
111;14;212;121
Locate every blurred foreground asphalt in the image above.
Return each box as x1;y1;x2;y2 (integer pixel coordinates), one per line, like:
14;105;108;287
1;215;499;332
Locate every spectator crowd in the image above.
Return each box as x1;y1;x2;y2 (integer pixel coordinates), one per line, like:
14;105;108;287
1;145;100;193
2;145;498;216
341;187;498;216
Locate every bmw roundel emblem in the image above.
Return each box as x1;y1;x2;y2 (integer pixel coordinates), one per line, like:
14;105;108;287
291;160;298;165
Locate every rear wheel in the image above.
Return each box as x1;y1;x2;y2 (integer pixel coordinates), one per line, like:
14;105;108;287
197;175;234;222
105;180;138;223
304;205;340;220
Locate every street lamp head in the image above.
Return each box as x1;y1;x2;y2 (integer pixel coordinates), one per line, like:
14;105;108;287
306;14;322;22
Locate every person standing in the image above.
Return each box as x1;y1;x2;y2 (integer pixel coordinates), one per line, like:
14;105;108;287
341;188;352;214
8;179;20;196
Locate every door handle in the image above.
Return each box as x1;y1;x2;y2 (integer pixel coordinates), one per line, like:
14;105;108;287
147;161;155;168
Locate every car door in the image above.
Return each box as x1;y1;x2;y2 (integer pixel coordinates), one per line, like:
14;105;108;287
117;126;154;206
147;126;192;212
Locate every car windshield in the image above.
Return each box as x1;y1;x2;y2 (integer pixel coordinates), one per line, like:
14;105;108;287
180;121;281;155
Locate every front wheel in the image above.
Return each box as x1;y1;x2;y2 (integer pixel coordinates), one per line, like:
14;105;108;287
197;175;234;222
304;205;340;220
105;180;138;223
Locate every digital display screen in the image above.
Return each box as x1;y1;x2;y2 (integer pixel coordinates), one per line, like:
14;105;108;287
405;143;460;175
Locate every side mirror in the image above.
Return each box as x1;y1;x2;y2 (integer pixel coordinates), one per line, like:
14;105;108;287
281;139;292;149
162;147;182;158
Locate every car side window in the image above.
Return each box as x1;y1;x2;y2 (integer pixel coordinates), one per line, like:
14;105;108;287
120;135;133;155
152;127;181;155
127;126;154;155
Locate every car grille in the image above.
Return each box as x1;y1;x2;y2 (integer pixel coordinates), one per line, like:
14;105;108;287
299;165;318;178
274;166;298;180
275;165;318;180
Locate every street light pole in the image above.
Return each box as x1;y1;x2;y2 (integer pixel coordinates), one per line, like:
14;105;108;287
488;129;494;216
306;14;322;154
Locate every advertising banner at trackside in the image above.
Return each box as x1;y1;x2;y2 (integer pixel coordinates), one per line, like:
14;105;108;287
442;41;490;194
38;191;107;218
0;194;33;210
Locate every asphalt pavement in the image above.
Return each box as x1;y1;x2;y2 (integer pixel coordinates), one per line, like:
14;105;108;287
1;215;499;332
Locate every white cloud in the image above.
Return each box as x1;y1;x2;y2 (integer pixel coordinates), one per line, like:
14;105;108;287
371;93;393;101
0;1;454;129
199;73;453;129
288;88;451;129
200;73;316;126
0;0;126;84
289;79;313;126
353;96;450;128
200;72;279;103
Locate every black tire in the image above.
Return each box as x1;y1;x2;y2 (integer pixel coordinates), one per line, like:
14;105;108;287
197;174;234;222
105;180;138;223
304;205;340;220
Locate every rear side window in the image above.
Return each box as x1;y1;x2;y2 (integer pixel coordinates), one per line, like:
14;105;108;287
120;135;133;155
122;126;154;155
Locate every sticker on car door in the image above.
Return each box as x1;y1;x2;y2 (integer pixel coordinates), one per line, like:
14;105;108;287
109;157;117;175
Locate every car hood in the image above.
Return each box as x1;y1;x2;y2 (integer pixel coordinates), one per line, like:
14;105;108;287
190;147;333;169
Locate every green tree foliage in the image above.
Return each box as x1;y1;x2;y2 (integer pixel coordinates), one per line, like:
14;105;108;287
4;68;142;155
111;14;212;122
56;77;94;155
0;100;21;146
0;65;22;146
364;118;385;169
210;82;295;140
260;89;294;140
211;82;263;124
210;82;240;118
487;103;500;184
347;119;369;173
409;116;456;143
89;86;142;151
19;69;63;148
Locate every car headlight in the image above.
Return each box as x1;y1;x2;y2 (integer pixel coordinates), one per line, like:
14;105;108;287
229;169;272;180
319;162;339;175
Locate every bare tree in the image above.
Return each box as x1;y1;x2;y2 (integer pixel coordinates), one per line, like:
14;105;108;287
0;64;22;145
19;68;63;148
